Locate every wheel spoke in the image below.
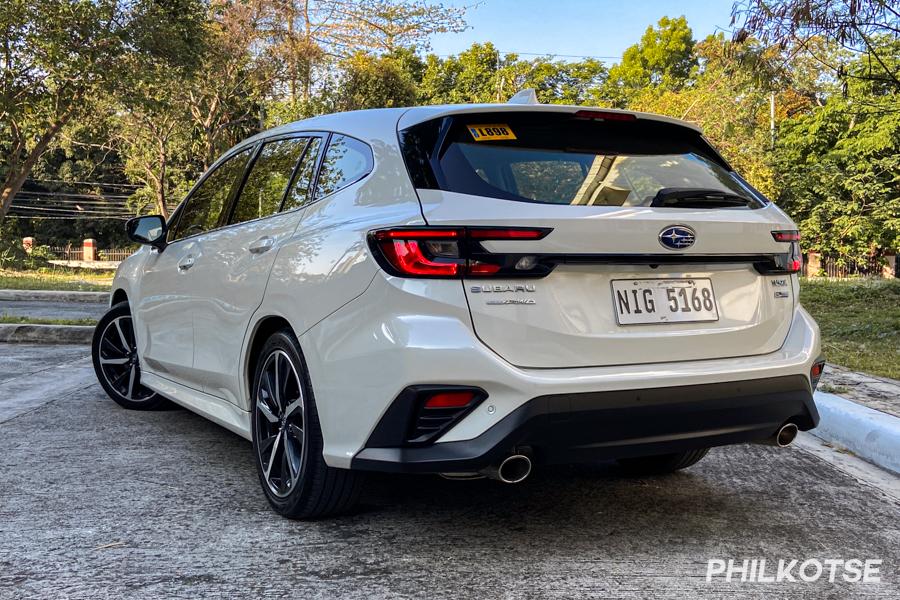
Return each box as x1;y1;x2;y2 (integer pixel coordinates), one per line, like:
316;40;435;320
256;397;278;423
273;356;281;408
114;319;129;351
100;356;129;365
126;366;136;399
264;430;282;481
287;423;303;444
283;397;303;419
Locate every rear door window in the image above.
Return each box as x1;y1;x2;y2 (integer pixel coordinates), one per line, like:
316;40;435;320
400;112;764;208
230;138;308;225
314;135;374;199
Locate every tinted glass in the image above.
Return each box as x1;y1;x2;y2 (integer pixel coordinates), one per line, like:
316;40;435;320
173;149;250;239
231;138;308;225
400;113;760;207
282;137;322;211
314;135;373;199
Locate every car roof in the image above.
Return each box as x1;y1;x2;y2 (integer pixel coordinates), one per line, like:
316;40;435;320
242;103;702;148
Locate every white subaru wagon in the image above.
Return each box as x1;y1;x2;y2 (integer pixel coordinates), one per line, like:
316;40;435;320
92;104;824;519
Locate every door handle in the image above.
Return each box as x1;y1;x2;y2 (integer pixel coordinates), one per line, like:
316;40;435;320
177;255;195;271
248;236;275;255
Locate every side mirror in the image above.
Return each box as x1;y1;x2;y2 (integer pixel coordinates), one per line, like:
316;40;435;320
126;215;167;250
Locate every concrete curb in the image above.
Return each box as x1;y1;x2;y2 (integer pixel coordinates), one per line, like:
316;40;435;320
811;391;900;475
0;324;95;344
0;289;109;304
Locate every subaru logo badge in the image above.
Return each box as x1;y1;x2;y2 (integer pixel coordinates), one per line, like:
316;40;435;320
658;225;696;250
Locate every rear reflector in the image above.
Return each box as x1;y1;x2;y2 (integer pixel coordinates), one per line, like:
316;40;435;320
573;110;637;121
810;359;826;390
424;391;476;409
772;230;801;242
468;228;549;240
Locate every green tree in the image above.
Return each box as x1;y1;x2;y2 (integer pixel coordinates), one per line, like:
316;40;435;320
0;0;207;223
772;41;900;264
604;16;697;106
334;51;419;111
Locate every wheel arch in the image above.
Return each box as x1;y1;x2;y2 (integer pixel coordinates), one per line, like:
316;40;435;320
111;288;128;306
245;315;297;402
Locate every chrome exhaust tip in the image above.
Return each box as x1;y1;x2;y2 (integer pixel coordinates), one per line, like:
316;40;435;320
481;454;533;484
775;423;799;447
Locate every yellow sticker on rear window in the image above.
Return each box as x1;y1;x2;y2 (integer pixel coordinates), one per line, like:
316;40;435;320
467;124;516;141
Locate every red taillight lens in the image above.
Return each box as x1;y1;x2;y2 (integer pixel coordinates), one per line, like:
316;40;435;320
573;110;637;121
379;238;460;276
424;391;476;409
772;230;801;242
369;227;551;278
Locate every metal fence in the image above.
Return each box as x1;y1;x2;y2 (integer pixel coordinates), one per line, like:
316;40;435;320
47;246;82;261
818;255;890;278
98;248;134;261
46;246;135;262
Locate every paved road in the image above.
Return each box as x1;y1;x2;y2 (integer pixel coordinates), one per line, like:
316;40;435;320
0;299;105;321
0;345;897;599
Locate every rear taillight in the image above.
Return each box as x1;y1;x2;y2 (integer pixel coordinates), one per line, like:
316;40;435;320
768;230;802;274
369;227;552;278
772;230;801;242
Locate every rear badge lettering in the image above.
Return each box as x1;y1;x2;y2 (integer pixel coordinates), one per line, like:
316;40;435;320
771;279;788;287
486;299;536;305
774;291;790;299
471;284;535;293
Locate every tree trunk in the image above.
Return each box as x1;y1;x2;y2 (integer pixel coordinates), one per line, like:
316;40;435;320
0;110;74;223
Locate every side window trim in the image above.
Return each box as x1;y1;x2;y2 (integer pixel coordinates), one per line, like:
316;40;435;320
309;132;333;203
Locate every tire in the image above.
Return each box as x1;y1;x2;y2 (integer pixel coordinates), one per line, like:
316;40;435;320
92;301;168;410
251;328;363;519
616;448;710;475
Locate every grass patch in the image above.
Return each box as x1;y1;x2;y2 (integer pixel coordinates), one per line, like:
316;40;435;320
0;315;97;326
0;268;112;291
800;278;900;379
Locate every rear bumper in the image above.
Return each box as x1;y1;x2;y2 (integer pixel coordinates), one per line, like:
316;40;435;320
352;375;818;473
301;272;821;469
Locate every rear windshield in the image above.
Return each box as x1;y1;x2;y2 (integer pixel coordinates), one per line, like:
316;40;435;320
399;112;765;208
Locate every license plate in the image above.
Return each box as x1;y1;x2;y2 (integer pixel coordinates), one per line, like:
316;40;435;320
611;278;719;325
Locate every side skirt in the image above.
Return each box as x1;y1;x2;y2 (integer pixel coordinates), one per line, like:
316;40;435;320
141;370;252;441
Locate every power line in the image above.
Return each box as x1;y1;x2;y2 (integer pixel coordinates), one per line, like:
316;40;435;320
5;214;131;221
16;190;133;200
24;179;141;189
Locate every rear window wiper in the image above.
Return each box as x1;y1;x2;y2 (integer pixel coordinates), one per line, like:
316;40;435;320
650;188;760;209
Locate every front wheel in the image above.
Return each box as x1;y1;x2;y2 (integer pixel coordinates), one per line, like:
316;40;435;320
251;328;363;519
616;448;710;475
91;301;167;410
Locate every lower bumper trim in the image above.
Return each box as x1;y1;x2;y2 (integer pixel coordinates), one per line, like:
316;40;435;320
351;375;818;474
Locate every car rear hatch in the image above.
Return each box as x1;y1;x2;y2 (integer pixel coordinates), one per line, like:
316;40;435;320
395;108;801;369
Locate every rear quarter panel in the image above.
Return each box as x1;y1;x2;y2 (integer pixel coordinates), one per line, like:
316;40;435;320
243;114;426;413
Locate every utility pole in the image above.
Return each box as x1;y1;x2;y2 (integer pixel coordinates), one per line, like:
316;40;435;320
769;92;776;150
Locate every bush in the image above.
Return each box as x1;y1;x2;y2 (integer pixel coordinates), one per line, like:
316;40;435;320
0;234;52;270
